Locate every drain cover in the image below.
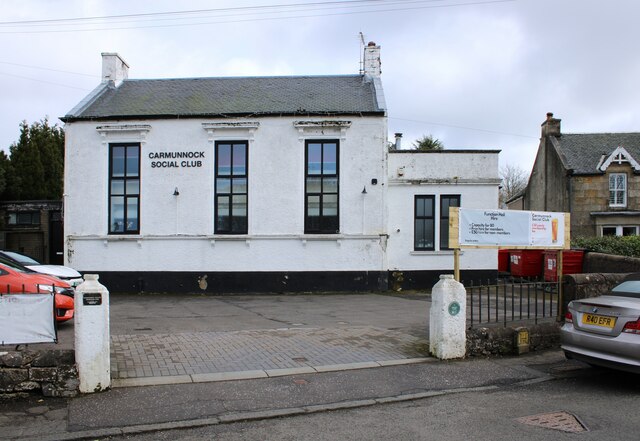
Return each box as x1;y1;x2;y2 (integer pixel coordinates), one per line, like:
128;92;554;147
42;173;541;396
516;411;587;433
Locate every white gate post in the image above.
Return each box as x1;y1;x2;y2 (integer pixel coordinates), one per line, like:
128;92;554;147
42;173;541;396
429;274;467;359
74;274;110;392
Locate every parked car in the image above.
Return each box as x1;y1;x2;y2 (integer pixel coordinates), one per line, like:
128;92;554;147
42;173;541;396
0;250;83;287
0;262;74;323
561;273;640;373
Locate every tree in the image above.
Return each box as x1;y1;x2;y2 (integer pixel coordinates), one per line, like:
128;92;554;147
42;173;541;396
0;150;8;196
2;118;65;200
499;164;528;208
413;134;444;151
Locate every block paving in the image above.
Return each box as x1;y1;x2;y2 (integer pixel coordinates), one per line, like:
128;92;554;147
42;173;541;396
110;326;428;379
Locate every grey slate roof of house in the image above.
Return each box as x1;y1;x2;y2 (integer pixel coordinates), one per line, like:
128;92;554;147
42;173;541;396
553;133;640;175
63;75;384;121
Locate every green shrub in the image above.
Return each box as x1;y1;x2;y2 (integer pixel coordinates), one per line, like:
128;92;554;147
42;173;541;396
572;235;640;258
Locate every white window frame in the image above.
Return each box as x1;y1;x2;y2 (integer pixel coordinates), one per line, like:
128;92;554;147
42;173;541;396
601;225;639;237
609;173;627;207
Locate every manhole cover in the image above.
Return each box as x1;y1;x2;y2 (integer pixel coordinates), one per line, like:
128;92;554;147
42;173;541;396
291;357;308;363
516;411;587;433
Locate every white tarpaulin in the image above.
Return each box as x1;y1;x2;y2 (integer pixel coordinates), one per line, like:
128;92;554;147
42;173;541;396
0;294;56;345
459;209;566;248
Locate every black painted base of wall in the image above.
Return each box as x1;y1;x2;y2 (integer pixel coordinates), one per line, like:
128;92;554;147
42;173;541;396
390;270;498;292
86;271;389;294
82;269;498;294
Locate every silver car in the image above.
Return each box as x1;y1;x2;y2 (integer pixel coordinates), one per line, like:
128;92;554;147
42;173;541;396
561;274;640;373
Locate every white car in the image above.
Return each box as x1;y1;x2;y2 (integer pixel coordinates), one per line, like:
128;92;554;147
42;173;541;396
0;250;83;287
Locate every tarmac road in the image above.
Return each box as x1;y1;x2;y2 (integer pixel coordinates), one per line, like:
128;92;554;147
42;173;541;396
108;366;639;441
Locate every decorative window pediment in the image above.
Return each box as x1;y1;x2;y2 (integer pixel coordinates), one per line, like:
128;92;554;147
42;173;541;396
96;124;151;145
202;122;259;142
598;146;640;172
294;120;351;141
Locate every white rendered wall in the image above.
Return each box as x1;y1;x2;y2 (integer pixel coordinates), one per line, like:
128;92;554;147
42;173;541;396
64;116;388;272
386;151;500;271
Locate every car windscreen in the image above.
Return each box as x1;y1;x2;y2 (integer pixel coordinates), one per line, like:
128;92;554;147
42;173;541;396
0;255;31;272
3;251;40;265
611;281;640;298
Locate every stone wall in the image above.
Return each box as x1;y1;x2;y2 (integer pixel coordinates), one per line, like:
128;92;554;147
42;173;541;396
0;349;78;397
583;252;640;273
466;322;560;357
561;272;630;316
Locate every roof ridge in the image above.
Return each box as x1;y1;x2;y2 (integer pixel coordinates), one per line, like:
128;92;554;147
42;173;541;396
563;131;640;136
122;74;364;82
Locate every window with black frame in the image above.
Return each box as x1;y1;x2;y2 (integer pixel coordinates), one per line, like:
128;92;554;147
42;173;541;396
109;143;140;234
305;140;339;234
440;195;460;250
414;195;435;250
215;141;248;234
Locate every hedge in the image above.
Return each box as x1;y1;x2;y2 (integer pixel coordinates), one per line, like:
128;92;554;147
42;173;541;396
572;235;640;258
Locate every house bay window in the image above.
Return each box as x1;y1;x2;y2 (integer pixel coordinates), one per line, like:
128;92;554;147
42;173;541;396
414;195;435;251
609;173;627;207
215;141;248;234
109;143;140;234
305;140;339;234
602;225;639;237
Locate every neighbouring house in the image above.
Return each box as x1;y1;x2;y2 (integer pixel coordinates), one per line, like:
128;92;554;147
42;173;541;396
0;200;64;264
61;44;500;293
519;113;640;238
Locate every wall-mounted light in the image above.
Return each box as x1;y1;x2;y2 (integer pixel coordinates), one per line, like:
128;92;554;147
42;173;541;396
173;187;180;196
361;186;367;194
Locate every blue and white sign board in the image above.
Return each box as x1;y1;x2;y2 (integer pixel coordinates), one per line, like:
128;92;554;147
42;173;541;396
457;209;567;248
0;294;56;345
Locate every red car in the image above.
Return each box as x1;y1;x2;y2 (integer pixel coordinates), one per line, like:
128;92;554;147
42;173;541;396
0;262;74;322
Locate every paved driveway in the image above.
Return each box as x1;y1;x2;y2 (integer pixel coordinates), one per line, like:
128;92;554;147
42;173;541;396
51;293;432;386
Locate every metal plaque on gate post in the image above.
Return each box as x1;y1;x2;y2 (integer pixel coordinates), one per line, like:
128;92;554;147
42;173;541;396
83;293;102;306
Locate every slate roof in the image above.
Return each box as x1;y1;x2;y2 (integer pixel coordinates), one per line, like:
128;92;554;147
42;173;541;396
63;75;384;121
553;133;640;175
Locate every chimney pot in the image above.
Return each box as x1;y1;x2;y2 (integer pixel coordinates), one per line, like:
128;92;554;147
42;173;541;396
394;132;403;150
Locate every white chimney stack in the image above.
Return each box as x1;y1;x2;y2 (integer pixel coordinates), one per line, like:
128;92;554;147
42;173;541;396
101;52;129;86
363;41;381;77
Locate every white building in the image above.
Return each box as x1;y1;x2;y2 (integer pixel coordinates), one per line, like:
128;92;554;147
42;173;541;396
62;45;500;293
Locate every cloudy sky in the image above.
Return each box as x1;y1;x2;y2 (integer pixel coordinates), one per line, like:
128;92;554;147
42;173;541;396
1;0;639;173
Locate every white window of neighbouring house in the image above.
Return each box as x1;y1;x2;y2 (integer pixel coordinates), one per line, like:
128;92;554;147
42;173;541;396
109;143;140;234
601;225;639;236
415;195;435;251
215;141;248;234
440;195;460;250
609;173;627;207
305;140;339;234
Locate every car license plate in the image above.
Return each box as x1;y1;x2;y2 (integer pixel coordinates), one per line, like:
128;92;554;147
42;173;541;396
582;313;616;329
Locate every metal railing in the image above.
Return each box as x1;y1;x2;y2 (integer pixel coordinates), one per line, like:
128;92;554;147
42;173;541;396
464;278;560;327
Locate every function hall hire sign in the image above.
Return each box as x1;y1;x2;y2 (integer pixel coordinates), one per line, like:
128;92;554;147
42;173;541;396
451;208;569;249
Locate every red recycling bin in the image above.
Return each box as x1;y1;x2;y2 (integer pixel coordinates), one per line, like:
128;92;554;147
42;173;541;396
543;250;585;282
509;250;544;278
498;249;510;273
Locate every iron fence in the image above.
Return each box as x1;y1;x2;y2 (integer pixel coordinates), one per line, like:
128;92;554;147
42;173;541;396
464;278;560;327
